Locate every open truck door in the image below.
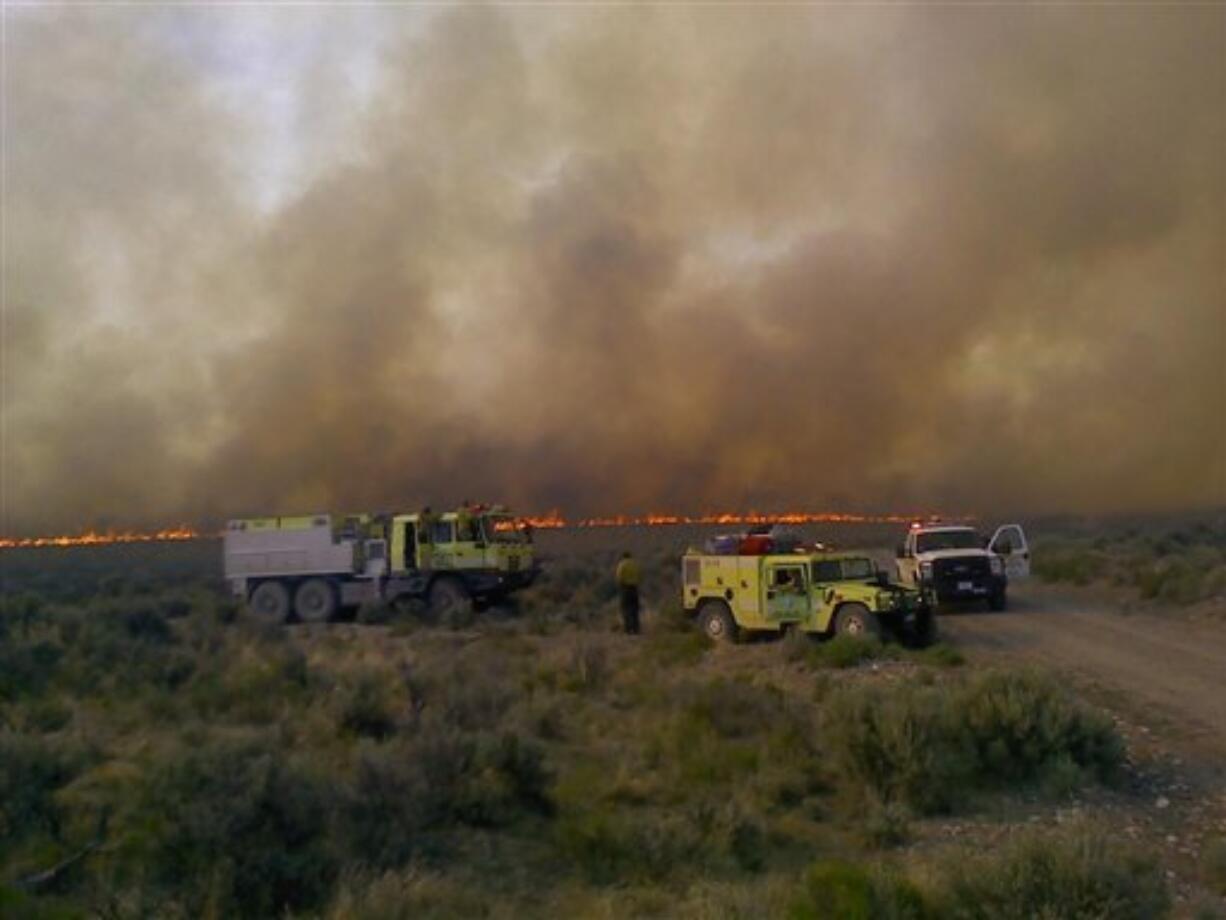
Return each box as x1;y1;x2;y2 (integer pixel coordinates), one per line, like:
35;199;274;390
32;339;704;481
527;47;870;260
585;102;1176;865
764;561;810;623
895;530;919;587
989;524;1030;579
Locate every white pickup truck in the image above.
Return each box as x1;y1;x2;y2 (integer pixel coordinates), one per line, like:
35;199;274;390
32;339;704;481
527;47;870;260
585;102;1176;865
895;523;1029;611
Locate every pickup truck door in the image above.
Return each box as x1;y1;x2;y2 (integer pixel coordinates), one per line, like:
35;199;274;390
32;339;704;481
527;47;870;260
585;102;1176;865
765;563;809;622
989;524;1030;579
896;532;919;586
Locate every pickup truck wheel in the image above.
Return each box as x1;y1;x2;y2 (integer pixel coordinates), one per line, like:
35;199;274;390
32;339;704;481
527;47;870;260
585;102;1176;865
249;581;291;625
988;589;1007;612
295;578;337;623
834;603;881;639
698;601;738;643
429;577;473;624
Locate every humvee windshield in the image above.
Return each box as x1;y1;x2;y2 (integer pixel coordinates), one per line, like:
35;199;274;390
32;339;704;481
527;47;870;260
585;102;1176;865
915;529;979;552
811;557;876;582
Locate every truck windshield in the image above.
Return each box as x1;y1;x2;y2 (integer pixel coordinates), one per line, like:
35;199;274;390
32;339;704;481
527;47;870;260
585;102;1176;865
812;558;876;581
916;530;980;552
841;558;876;579
483;516;530;544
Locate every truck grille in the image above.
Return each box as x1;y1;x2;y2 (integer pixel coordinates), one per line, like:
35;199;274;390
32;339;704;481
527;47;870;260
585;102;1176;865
932;556;990;586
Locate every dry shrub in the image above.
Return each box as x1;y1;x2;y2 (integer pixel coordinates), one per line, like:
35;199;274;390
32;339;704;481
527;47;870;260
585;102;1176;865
790;860;925;920
0;730;94;845
336;671;401;740
789;830;1169;920
327;869;492;919
808;634;889;669
932;829;1169;919
136;734;338;917
340;729;553;869
1203;837;1226;896
823;670;1123;814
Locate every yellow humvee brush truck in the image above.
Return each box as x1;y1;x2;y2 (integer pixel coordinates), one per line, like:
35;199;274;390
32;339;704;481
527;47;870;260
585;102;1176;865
682;549;934;645
223;507;538;624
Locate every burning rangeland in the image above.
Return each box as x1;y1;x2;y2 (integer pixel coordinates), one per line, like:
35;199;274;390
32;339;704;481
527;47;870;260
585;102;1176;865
1;510;954;550
0;526;200;551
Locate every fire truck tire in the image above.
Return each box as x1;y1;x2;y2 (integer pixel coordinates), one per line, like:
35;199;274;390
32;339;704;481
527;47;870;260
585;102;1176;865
249;580;291;625
698;600;738;643
295;578;337;623
834;603;882;639
428;577;473;621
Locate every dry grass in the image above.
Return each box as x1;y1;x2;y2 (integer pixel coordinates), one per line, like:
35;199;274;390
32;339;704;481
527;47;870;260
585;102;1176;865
0;537;1178;917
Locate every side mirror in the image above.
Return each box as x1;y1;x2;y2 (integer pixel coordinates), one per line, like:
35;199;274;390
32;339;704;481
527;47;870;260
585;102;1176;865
895;544;907;559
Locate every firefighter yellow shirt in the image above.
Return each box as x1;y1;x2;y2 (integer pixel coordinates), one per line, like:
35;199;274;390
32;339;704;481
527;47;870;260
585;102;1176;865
615;558;641;587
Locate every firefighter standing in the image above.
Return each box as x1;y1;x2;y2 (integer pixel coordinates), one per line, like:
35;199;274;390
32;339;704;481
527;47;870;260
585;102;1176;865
615;551;641;635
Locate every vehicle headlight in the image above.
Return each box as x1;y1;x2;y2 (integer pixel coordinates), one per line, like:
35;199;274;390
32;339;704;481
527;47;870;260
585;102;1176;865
919;561;934;580
990;556;1004;575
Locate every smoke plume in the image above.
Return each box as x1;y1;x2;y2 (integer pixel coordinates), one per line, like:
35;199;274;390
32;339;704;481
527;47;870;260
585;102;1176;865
4;5;1224;533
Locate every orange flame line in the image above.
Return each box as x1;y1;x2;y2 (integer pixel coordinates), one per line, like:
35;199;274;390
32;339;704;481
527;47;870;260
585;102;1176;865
0;526;201;550
512;510;961;529
3;511;969;549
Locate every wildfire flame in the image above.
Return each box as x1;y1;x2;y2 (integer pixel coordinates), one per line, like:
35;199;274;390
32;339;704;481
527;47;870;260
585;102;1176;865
0;526;200;550
512;510;954;530
2;511;961;549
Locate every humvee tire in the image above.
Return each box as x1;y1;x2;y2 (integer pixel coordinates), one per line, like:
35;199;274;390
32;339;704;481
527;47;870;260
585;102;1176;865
250;580;291;625
698;600;738;643
908;608;938;648
834;602;882;639
295;578;337;623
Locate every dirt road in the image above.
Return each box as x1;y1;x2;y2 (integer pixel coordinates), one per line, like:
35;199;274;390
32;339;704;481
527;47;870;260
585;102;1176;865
943;583;1226;754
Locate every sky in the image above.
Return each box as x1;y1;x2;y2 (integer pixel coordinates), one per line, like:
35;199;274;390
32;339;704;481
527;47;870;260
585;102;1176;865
3;4;1224;534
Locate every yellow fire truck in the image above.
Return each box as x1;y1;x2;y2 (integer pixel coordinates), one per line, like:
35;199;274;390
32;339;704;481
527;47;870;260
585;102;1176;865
223;507;537;624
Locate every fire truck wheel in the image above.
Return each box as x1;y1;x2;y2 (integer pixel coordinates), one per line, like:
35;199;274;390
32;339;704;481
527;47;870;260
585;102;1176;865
698;601;738;643
249;580;291;625
834;603;881;639
429;577;473;622
295;579;337;623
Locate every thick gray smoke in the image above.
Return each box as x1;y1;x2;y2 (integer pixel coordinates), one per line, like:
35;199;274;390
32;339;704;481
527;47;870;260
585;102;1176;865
4;6;1224;533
